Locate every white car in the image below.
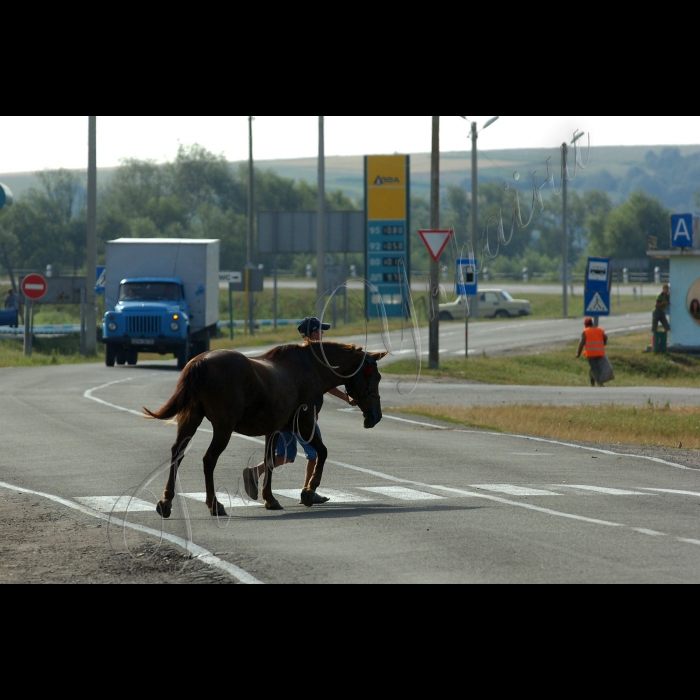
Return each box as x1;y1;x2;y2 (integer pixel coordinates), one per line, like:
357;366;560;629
439;289;532;320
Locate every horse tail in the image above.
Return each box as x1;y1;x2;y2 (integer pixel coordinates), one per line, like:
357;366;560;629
143;357;207;424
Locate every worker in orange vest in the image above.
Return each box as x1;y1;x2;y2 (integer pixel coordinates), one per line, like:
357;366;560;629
576;317;610;387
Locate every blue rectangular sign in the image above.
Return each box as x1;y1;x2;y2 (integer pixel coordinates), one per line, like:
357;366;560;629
584;291;610;317
671;214;694;248
456;259;477;296
586;257;611;294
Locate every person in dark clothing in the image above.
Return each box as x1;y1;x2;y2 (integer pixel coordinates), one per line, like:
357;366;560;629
652;285;671;333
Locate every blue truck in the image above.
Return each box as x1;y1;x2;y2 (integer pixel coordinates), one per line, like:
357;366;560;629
102;239;220;370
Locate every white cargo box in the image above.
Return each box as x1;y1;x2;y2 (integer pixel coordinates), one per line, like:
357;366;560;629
105;239;220;332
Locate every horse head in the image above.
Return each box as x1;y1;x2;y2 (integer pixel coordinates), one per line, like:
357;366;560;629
346;351;388;429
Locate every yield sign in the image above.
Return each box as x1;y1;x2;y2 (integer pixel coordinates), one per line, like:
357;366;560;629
21;274;48;301
419;229;453;262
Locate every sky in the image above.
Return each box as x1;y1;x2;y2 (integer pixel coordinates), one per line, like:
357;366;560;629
1;116;699;174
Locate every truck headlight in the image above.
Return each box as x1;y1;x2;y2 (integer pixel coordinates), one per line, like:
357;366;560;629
108;322;117;332
170;322;180;332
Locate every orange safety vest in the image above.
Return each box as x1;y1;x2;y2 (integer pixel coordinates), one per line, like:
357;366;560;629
584;327;606;358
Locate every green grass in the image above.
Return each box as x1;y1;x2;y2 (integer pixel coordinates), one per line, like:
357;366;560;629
385;333;700;388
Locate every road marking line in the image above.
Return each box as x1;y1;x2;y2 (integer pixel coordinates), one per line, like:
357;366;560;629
633;529;666;537
559;486;651;496
0;480;263;585
82;382;697;546
472;485;561;497
642;488;700;498
76;496;155;513
180;492;262;508
678;538;700;547
275;488;373;503
359;487;445;501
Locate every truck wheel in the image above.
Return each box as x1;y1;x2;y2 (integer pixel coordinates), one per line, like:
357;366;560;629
127;350;138;366
116;350;127;366
106;346;116;367
176;342;189;370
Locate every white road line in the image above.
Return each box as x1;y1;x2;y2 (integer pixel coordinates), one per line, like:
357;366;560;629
76;496;155;513
275;488;373;503
359;487;445;501
559;486;651;496
643;488;700;498
633;529;666;537
0;480;263;585
472;485;561;497
180;492;262;508
82;382;698;546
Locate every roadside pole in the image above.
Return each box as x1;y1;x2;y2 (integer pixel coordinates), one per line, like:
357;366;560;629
229;285;234;340
85;116;97;356
429;116;440;370
23;301;31;356
562;142;569;319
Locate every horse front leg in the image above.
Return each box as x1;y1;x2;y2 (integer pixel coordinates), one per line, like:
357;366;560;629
300;435;328;509
261;434;283;511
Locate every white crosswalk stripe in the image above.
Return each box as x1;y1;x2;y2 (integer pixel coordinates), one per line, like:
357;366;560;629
471;485;560;497
180;492;262;508
275;489;372;503
359;487;445;501
76;496;155;513
558;485;650;496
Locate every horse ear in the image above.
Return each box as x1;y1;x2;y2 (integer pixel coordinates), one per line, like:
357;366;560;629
370;351;388;362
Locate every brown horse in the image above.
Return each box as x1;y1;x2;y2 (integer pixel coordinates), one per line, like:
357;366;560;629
143;342;387;517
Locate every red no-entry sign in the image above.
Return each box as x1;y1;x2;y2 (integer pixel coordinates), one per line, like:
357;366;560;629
21;274;48;301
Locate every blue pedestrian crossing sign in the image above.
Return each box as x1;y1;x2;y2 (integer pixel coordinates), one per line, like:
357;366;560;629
671;214;694;248
586;257;611;294
456;259;477;296
584;291;610;316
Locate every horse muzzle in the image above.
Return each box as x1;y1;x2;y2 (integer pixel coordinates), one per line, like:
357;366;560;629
363;410;382;430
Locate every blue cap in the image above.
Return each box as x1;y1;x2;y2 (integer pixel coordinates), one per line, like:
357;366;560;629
298;317;331;336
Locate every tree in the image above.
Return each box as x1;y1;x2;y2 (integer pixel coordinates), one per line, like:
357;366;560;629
601;190;669;259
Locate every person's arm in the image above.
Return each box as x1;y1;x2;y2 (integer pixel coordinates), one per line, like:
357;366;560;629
603;333;608;346
328;387;357;406
576;333;586;358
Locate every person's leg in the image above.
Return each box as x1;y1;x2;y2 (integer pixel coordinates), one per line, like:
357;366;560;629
298;430;329;504
243;433;296;500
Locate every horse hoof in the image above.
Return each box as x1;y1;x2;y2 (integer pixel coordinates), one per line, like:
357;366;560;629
300;489;316;508
156;501;171;519
210;504;228;518
264;500;284;511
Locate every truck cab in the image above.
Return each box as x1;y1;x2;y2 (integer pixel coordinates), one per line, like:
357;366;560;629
103;277;203;369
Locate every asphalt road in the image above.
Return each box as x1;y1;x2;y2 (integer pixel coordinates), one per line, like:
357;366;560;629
2;351;700;584
235;312;652;366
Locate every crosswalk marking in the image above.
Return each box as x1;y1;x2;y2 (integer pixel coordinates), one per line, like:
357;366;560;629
471;485;560;497
180;492;262;508
359;487;445;501
76;496;155;513
559;486;650;496
275;489;372;503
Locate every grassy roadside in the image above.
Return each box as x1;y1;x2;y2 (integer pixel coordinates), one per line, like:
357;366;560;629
390;403;700;450
384;334;700;389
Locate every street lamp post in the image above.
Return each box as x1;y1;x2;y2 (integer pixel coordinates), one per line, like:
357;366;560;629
429;116;440;370
317;116;326;317
247;116;255;336
562;131;585;319
85;116;97;356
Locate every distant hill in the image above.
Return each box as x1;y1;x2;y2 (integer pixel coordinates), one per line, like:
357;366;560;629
3;144;700;212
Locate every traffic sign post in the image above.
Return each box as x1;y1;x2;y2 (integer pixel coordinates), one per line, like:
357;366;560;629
671;214;694;249
457;258;478;359
584;258;611;320
21;274;47;357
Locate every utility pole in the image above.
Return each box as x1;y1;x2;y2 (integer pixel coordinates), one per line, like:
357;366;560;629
470;121;480;321
247;116;255;336
317;116;326;317
562;142;568;319
429;116;440;370
85;116;97;356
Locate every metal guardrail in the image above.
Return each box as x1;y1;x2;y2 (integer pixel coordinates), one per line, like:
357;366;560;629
0;320;305;337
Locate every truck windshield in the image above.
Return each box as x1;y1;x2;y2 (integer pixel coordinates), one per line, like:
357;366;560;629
120;283;182;302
